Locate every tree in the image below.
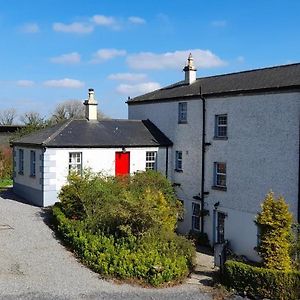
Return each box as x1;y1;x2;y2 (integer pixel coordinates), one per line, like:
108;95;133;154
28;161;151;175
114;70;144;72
20;111;45;127
255;191;293;271
0;108;17;125
50;100;107;125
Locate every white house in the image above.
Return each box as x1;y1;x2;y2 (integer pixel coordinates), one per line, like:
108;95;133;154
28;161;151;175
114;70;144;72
127;55;300;261
12;89;172;207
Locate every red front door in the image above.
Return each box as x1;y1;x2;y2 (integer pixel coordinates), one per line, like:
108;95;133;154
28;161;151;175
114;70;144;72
115;152;130;176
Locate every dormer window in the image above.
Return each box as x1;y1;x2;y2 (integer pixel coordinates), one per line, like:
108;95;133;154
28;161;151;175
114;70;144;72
178;102;187;124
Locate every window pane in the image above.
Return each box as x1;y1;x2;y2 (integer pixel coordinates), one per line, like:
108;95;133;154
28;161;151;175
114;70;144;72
217;163;226;174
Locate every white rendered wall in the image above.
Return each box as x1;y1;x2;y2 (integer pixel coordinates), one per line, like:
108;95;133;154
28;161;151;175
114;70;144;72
129;91;300;260
13;146;43;190
128;100;204;233
43;146;164;206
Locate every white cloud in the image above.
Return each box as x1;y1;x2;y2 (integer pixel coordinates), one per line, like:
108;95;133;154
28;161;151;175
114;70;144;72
91;48;127;63
43;78;84;88
108;73;147;82
127;49;227;70
211;20;227;27
53;22;93;34
91;15;120;29
116;82;161;96
16;80;35;87
237;56;245;63
50;52;81;64
20;23;40;33
128;16;146;24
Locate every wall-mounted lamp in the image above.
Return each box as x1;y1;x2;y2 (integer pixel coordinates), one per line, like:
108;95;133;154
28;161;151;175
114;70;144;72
214;201;220;209
122;147;126;153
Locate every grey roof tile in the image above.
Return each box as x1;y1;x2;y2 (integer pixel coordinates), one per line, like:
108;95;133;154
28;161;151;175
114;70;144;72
12;119;172;148
128;63;300;103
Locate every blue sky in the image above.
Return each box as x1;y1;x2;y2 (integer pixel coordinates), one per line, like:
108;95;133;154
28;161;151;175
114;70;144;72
0;0;299;120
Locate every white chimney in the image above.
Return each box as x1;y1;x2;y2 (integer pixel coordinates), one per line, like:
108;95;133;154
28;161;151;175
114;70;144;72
84;88;98;121
183;53;197;85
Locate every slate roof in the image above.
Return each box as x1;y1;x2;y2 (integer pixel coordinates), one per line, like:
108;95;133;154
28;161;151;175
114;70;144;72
128;63;300;103
11;119;173;148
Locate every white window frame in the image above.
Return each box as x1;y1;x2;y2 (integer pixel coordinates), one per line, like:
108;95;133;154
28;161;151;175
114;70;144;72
145;151;157;170
69;152;82;175
192;202;201;231
215;114;227;138
214;162;226;188
175;151;183;171
178;102;187;123
30;150;36;177
18;149;24;175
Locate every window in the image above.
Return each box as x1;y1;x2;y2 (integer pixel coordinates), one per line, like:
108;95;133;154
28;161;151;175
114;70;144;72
214;162;227;188
69;152;82;174
146;151;157;170
18;149;24;175
178;102;187;123
175;151;183;171
215;114;227;138
30;150;36;177
192;202;201;231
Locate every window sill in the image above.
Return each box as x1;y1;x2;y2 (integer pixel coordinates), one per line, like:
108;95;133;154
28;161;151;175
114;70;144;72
174;169;183;173
18;172;24;176
30;175;36;178
212;185;227;191
178;121;187;124
213;136;228;140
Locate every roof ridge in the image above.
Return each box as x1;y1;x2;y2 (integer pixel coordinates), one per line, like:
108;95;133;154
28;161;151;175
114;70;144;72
43;119;73;145
196;62;300;81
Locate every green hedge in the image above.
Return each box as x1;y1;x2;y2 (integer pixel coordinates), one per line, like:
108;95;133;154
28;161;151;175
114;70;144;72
223;260;300;300
52;204;195;286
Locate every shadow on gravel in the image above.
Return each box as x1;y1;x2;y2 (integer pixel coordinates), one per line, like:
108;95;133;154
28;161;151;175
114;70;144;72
0;187;39;206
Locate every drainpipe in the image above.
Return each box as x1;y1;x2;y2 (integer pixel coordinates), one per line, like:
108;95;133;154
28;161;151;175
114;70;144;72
165;146;169;178
200;87;206;234
298;125;300;223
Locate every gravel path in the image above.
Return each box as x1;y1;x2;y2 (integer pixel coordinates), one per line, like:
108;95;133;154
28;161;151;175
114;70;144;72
0;189;212;300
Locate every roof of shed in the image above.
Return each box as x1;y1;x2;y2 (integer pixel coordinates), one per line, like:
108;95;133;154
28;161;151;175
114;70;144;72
11;119;172;148
128;63;300;103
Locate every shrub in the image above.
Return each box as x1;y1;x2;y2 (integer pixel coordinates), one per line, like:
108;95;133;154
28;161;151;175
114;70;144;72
188;230;210;247
223;260;300;300
255;191;293;271
52;204;195;286
0;146;12;179
59;170;182;237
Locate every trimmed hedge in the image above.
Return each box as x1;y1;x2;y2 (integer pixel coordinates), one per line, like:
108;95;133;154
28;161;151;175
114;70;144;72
223;260;300;300
52;204;195;286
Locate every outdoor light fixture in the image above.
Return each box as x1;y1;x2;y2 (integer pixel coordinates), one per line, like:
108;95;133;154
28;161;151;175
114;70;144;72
214;201;220;209
122;147;126;153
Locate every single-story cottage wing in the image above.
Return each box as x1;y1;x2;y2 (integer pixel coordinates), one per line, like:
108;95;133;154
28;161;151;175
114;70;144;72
11;89;172;207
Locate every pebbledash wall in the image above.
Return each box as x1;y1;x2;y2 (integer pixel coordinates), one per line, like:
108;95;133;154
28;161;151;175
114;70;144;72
128;91;300;261
14;146;166;207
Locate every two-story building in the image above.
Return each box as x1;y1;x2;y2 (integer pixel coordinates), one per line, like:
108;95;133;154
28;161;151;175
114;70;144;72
127;55;300;260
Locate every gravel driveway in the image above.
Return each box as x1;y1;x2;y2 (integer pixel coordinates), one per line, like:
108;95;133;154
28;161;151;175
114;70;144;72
0;189;212;300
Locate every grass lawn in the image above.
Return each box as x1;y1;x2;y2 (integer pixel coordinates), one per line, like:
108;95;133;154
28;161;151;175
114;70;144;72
0;178;13;188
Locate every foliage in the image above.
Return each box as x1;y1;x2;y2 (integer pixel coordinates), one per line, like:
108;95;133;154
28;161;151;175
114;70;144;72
223;260;300;300
0;146;12;179
0;178;13;188
49;99;108;125
52;204;195;286
188;230;210;247
20;111;45;126
0;108;17;125
59;170;182;237
255;191;293;271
